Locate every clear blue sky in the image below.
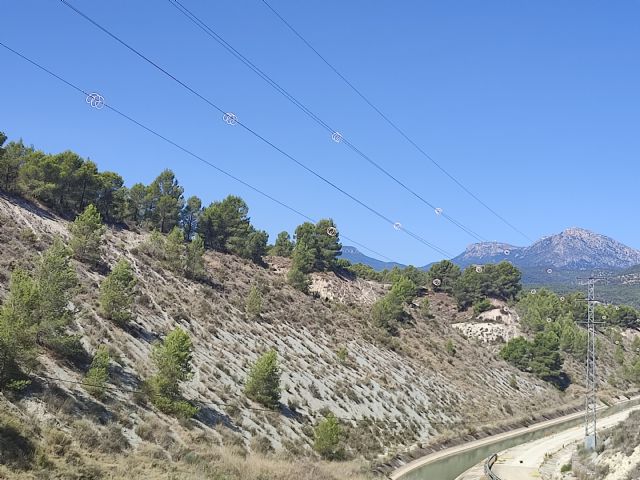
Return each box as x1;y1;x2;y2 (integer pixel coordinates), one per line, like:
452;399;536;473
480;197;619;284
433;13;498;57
1;1;639;266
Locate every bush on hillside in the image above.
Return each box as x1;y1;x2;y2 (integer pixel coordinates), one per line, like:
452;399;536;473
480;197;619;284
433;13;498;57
244;349;281;409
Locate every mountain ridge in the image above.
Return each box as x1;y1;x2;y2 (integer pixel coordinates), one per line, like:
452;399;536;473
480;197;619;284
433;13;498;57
342;227;640;273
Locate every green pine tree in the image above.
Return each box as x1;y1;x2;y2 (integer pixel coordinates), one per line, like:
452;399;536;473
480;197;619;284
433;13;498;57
164;226;185;273
0;268;38;387
69;204;105;265
245;286;263;320
313;413;344;460
99;259;137;326
270;231;294;257
34;238;78;349
184;234;205;280
244;349;281;409
147;327;198;418
84;345;110;398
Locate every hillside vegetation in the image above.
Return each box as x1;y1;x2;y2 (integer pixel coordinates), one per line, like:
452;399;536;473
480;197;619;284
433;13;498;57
570;410;640;480
0;132;639;479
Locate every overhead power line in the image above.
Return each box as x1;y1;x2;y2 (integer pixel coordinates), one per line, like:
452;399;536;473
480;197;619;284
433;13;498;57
54;0;453;258
0;41;398;263
259;0;533;243
164;0;486;244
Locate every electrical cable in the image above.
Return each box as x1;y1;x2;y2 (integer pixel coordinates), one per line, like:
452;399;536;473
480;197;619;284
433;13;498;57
0;40;397;263
164;0;486;243
259;0;532;242
54;0;454;257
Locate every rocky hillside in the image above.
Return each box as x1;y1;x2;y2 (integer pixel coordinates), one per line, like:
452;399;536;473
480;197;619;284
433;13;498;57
570;410;640;480
0;195;633;480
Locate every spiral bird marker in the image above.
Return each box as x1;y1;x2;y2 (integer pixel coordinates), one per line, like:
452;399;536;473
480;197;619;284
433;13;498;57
223;112;238;125
86;92;105;109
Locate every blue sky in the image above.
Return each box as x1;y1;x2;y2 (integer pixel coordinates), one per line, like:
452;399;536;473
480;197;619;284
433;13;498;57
1;1;639;266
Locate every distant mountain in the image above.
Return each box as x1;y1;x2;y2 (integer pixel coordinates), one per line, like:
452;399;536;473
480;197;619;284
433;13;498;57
338;246;404;271
450;242;522;269
452;227;640;271
342;227;640;274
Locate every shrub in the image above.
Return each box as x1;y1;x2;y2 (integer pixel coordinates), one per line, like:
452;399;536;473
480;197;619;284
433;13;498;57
141;231;165;258
84;345;110;398
313;413;344;460
164;226;185;273
69;204;105;266
420;298;432;319
389;276;417;303
147;328;198;419
244;349;281;409
250;435;273;454
184;234;205;280
99;259;137;326
473;298;493;315
445;339;457;357
371;295;403;333
245;286;263;320
0;413;37;469
287;266;310;293
336;346;348;364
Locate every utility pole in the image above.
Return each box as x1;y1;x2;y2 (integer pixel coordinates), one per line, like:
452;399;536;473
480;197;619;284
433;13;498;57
578;276;606;451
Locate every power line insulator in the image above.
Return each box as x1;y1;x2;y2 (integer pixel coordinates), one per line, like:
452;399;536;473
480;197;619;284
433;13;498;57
331;132;343;143
86;92;105;109
223;112;238;125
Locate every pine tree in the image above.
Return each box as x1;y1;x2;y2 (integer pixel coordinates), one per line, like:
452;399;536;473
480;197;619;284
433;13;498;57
0;269;38;387
145;170;184;233
35;238;78;347
180;195;202;240
147;328;198;418
142;230;165;258
69;204;105;266
270;231;294;257
427;260;461;293
84;345;110;398
244;349;281;409
164;226;185;273
245;286;263;320
287;266;310;293
99;259;137;326
287;238;315;293
313;413;344;460
184;234;205;280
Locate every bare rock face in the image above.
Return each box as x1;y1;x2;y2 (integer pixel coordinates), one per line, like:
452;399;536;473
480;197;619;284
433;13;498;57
451;227;640;270
523;227;640;269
